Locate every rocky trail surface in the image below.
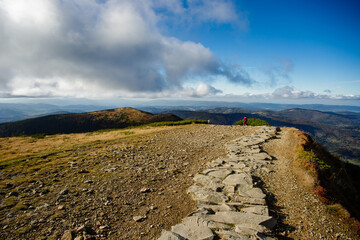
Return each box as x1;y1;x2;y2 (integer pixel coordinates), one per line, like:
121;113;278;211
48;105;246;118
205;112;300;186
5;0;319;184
0;125;358;239
158;126;278;240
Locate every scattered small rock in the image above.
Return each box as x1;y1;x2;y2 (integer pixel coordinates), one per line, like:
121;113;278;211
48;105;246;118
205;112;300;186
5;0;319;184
140;188;150;193
59;189;69;195
57;195;66;202
61;230;73;240
58;205;65;210
133;216;147;222
7;191;18;197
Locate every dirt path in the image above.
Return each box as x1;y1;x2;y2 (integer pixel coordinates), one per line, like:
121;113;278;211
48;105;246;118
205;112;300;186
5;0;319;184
258;127;358;239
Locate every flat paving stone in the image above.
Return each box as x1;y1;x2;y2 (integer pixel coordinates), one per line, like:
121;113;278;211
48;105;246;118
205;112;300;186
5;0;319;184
158;230;186;240
172;217;216;240
196;203;237;212
228;194;267;205
207;169;233;180
240;206;269;216
239;188;266;199
205;211;276;229
222;173;252;187
216;230;252;240
235;223;268;235
223;185;236;194
250;153;272;161
188;185;229;204
194;174;224;192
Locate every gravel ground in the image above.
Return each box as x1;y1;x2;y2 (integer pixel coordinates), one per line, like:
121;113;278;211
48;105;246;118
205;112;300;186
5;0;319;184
0;124;255;240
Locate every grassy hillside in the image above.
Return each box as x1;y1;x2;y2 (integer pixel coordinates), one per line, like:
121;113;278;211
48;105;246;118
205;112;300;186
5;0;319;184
0;107;182;137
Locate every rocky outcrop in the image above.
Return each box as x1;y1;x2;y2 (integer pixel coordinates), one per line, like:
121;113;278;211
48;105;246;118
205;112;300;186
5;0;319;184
158;126;279;240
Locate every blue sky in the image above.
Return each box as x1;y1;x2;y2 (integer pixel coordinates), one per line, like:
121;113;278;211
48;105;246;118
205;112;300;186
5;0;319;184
0;0;359;105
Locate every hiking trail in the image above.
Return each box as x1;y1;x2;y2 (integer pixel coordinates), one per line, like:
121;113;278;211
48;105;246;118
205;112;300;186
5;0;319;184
158;126;278;240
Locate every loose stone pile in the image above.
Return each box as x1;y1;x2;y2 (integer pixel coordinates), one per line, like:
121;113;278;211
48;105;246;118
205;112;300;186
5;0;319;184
158;126;279;240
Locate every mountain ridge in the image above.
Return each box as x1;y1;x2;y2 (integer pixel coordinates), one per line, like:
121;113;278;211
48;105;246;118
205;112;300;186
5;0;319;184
0;107;181;137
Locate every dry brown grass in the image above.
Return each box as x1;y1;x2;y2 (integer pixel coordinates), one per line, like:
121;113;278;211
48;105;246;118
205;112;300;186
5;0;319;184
0;126;176;164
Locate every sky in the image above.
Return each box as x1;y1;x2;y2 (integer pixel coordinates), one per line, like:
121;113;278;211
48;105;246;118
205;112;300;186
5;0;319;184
0;0;359;105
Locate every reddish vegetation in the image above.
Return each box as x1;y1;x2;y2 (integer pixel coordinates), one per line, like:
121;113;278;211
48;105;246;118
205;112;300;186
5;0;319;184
295;130;360;234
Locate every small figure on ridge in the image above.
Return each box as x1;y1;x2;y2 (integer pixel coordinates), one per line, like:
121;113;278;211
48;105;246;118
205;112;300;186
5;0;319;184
243;116;247;126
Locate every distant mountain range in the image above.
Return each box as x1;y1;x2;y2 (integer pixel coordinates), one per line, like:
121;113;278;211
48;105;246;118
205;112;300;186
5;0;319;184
1;101;360;123
0;108;181;137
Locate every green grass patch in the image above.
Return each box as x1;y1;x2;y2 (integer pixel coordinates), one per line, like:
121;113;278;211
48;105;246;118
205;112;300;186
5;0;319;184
30;133;46;139
298;150;331;170
235;118;271;126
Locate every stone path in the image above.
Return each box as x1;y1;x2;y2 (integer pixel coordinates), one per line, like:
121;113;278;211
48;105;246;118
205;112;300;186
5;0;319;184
158;126;279;240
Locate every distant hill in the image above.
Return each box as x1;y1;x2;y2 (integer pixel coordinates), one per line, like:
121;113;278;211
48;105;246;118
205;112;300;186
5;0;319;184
0;107;182;137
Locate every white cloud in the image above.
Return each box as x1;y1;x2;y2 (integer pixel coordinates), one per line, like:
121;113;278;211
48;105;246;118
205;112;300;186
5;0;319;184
195;82;222;96
0;0;252;98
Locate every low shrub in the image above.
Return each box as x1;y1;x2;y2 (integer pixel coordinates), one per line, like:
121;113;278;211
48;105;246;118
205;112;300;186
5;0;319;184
234;118;271;126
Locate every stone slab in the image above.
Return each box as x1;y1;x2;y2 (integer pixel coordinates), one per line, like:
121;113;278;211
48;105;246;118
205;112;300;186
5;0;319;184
196;203;236;212
188;185;229;204
194;174;224;192
207;169;233;180
216;230;252;240
172;217;216;240
158;230;185;240
240;206;269;216
228;194;266;205
239;188;266;199
205;211;276;229
222;173;252;187
250;153;272;161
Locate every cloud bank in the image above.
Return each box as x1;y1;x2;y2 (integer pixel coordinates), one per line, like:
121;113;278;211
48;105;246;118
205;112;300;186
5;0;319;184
230;86;360;100
0;0;251;98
